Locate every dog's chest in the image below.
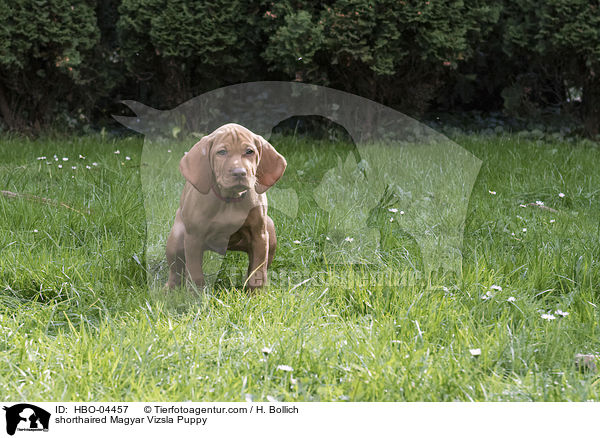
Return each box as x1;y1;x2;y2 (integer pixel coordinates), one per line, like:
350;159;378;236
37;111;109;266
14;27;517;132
184;202;249;251
206;206;247;236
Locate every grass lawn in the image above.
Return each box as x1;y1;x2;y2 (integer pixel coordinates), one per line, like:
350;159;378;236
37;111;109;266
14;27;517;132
0;132;599;401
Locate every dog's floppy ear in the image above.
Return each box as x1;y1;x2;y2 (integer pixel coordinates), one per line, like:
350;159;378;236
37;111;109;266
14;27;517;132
180;134;214;194
255;135;287;194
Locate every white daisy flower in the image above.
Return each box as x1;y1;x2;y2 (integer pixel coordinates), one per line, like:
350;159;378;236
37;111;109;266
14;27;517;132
58;164;63;169
293;240;301;244
469;348;481;356
62;157;68;161
114;150;120;154
541;313;556;320
388;208;398;213
261;347;272;355
550;219;556;223
555;309;569;317
536;200;544;206
126;156;131;161
489;190;496;195
558;193;565;198
344;237;354;242
276;365;293;372
507;296;516;302
490;285;503;291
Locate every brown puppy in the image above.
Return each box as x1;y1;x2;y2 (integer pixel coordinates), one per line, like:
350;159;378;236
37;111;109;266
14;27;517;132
166;123;287;290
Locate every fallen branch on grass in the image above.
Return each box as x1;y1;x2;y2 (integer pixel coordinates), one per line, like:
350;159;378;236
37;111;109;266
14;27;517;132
1;190;90;215
521;202;559;213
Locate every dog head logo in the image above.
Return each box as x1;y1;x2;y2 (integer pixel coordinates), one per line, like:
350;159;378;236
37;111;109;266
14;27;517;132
3;404;50;435
114;81;481;287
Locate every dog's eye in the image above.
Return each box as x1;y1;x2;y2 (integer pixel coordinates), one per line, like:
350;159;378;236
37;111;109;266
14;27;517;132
245;149;254;155
216;150;227;156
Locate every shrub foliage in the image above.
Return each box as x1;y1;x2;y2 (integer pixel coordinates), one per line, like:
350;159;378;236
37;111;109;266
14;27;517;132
0;0;598;135
0;0;99;130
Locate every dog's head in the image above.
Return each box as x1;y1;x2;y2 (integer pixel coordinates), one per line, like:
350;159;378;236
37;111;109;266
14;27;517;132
180;123;286;195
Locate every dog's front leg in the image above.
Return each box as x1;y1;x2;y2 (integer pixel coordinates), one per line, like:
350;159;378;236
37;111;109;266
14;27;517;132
184;232;205;289
247;227;269;290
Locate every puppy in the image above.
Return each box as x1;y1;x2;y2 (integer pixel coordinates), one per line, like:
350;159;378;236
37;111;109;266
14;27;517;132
166;123;286;290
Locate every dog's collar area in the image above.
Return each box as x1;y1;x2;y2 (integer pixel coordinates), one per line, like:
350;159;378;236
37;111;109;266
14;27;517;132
211;185;247;203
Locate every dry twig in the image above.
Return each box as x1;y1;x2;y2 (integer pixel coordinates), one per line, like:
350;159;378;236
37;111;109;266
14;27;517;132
1;190;89;215
522;202;559;213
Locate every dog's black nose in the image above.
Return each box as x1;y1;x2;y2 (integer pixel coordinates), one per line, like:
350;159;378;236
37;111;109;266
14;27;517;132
231;167;247;177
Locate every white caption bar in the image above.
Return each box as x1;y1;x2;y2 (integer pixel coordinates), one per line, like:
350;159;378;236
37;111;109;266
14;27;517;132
1;402;597;437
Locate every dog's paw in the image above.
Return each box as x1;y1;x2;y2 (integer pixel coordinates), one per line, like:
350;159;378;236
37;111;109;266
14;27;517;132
247;272;267;290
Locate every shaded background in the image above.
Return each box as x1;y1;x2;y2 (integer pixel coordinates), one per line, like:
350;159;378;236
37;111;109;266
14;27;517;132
0;0;598;137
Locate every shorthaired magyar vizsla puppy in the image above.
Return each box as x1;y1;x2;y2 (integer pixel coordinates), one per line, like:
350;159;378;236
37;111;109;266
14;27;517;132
166;123;287;290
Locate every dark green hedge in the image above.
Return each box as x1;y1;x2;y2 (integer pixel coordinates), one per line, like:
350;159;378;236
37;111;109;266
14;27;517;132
0;0;598;135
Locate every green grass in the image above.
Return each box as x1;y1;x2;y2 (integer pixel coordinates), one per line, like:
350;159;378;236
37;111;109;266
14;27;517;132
1;132;599;401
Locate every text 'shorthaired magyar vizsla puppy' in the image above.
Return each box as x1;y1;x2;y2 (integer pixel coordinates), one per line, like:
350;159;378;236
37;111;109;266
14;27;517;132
166;123;287;290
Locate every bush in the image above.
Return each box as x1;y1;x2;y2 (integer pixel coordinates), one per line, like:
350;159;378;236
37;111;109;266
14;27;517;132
503;0;600;136
0;0;100;131
117;0;269;107
262;0;501;116
0;0;597;135
263;10;325;81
